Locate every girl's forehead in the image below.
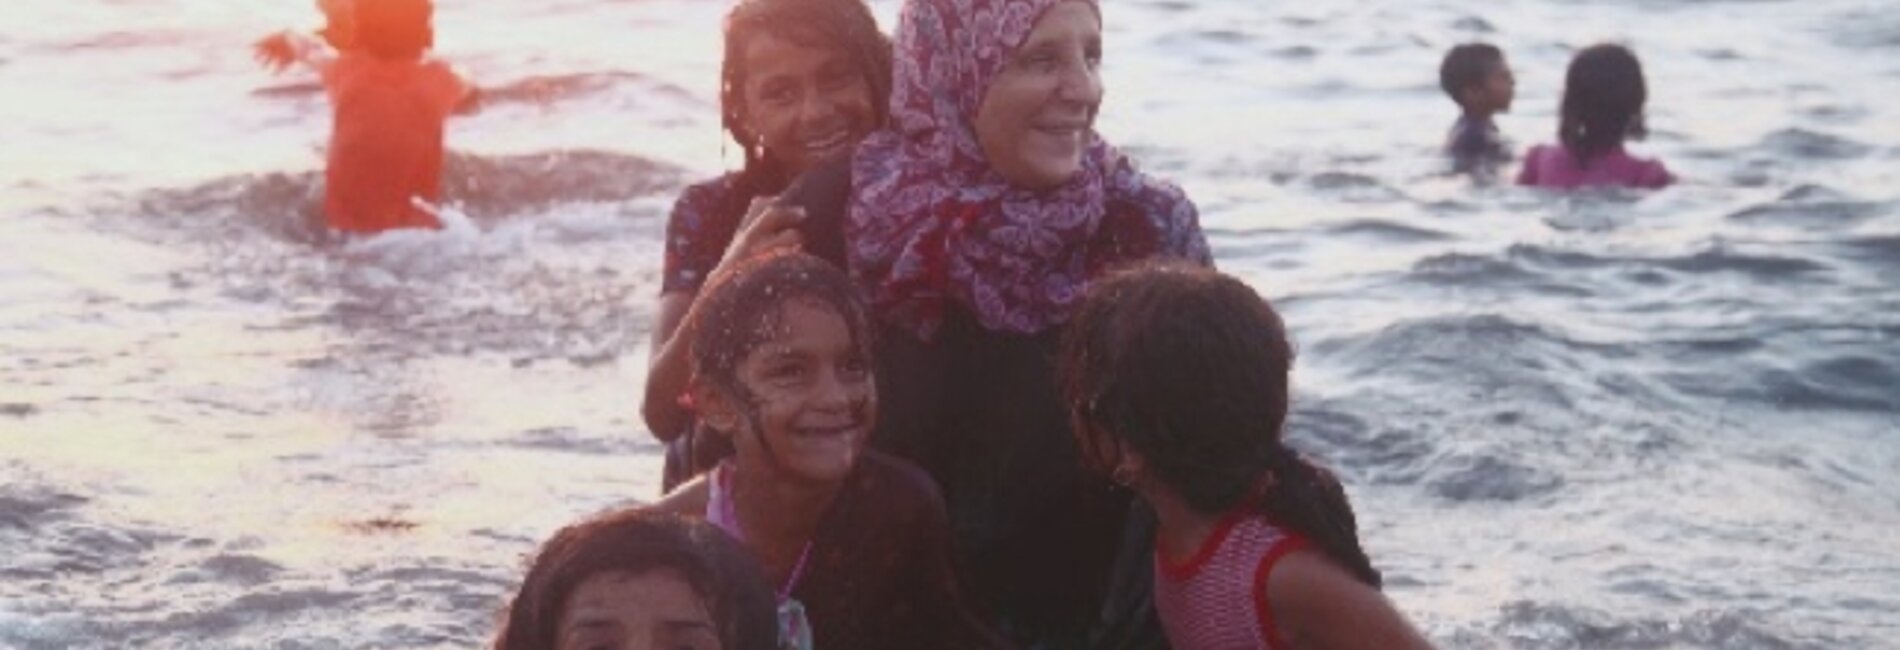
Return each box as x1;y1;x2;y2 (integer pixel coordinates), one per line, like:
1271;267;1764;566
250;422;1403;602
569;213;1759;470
742;299;857;347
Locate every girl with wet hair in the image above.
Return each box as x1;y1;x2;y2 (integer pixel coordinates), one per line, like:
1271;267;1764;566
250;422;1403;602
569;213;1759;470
650;251;1009;650
645;0;894;492
492;509;777;650
1518;43;1672;189
1060;264;1437;650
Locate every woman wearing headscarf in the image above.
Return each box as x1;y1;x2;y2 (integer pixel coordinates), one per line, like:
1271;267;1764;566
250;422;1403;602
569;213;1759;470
844;0;1209;646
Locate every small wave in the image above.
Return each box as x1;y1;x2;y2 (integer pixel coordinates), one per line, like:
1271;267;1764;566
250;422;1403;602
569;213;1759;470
46;30;192;52
1324;219;1451;243
1727;200;1886;227
1286;405;1434;477
1451;16;1496;33
1;519;173;581
440;149;683;219
1427;455;1564;502
1831;8;1900;50
1759;128;1875;161
1801;103;1869;123
167;553;285;587
1654;248;1828;277
1307;172;1405;202
1205;227;1303;261
505;426;657;455
1316;314;1597;368
1306;314;1615;418
249;80;325;99
1664;358;1900;414
1194;28;1256;46
1505;243;1827;280
1490;601;1826;650
1777;184;1854;203
1411;252;1537;285
0;610;86;650
1269;45;1318;59
0;488;87;531
1840;234;1900;267
134;149;681;245
479;71;656;106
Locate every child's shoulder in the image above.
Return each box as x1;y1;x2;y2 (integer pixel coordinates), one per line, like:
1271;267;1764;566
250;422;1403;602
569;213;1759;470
650;474;712;516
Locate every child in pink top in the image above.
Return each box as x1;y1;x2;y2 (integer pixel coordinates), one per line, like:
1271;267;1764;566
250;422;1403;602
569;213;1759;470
257;0;474;233
1518;44;1672;190
1061;264;1437;650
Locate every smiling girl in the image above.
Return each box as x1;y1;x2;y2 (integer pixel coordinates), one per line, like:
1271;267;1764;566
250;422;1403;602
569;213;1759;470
643;0;894;490
652;251;1008;650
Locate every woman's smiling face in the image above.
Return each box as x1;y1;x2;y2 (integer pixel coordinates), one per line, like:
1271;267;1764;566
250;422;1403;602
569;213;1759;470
973;1;1104;190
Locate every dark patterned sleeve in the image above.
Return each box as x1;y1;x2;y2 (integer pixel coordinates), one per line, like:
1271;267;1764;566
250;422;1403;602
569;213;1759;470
661;177;745;295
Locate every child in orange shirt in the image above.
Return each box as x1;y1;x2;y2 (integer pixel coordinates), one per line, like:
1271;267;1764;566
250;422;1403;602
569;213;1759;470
257;0;474;234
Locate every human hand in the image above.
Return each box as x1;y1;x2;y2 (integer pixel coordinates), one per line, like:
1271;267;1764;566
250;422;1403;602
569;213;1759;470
716;197;806;271
252;31;300;73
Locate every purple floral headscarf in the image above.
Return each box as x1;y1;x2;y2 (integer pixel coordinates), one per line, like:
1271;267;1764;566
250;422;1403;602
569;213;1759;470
847;0;1208;340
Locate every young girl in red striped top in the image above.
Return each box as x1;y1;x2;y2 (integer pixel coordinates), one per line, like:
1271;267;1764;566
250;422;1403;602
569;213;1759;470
1060;264;1438;650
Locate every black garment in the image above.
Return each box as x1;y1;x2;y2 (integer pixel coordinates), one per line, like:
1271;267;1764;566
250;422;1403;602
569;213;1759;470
873;311;1166;650
1448;114;1509;172
796;452;1011;650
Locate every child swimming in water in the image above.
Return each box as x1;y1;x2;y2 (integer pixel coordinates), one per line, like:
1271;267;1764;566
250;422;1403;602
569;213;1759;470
1061;264;1438;650
256;0;477;234
651;251;1007;650
1439;43;1515;167
492;509;778;650
1518;44;1672;190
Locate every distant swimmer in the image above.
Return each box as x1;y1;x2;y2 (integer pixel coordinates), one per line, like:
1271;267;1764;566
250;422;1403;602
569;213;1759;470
1439;42;1516;171
255;0;478;234
1518;44;1672;190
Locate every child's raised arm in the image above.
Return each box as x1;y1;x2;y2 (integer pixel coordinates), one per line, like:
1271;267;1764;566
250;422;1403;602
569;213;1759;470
254;0;355;75
252;29;336;75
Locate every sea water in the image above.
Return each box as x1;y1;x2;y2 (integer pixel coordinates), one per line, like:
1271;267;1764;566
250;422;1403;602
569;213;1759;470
2;0;1896;647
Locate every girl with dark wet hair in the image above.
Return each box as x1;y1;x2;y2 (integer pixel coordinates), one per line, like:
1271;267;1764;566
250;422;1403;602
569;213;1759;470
492;509;777;650
650;251;1008;650
1060;264;1437;650
1518;43;1673;189
644;0;894;492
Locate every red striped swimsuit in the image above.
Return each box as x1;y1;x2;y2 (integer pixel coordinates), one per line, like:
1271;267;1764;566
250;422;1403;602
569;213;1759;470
1153;510;1309;650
